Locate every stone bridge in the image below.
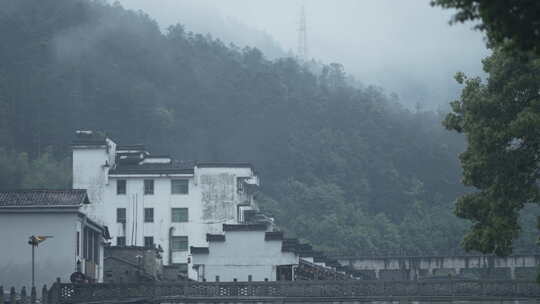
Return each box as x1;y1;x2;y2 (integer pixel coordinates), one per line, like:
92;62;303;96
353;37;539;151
51;280;540;304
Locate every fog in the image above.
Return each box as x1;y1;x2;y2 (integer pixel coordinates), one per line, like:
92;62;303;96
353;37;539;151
116;0;490;109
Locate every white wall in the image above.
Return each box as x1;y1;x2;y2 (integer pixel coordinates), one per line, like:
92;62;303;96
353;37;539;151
197;167;255;230
92;167;256;265
74;139;258;266
0;213;78;289
104;175;200;265
193;231;298;282
73;144;113;225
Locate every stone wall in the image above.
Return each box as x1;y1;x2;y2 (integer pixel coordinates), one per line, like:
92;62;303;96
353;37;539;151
53;280;540;304
5;279;538;304
336;255;540;280
162;264;188;281
103;246;162;283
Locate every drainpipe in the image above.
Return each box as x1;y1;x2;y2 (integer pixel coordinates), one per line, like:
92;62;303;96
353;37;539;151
168;227;175;265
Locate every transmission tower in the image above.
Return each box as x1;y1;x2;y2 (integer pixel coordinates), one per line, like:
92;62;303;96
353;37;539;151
297;4;308;60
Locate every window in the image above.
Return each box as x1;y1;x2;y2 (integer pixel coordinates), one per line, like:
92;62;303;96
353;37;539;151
117;236;126;246
144;179;154;195
83;228;88;259
171;236;188;251
171;208;188;222
237;177;246;194
144;208;154;223
117;179;126;195
171;179;189;194
144;236;154;248
117;208;126;223
87;229;93;261
93;232;99;265
76;231;80;256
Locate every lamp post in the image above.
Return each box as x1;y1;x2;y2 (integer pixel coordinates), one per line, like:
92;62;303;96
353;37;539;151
28;235;53;288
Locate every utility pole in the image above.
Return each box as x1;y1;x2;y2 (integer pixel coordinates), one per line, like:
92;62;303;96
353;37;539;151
297;4;308;60
28;235;53;288
31;244;35;288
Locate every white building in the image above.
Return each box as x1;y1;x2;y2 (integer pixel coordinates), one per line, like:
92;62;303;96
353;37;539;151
71;131;260;273
0;190;106;289
190;223;352;282
190;224;298;282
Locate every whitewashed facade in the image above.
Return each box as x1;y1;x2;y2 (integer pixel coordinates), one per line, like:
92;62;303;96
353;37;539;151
72;131;259;268
190;225;299;282
0;190;105;289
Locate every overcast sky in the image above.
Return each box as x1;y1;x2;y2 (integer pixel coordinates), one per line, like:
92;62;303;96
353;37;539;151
116;0;490;109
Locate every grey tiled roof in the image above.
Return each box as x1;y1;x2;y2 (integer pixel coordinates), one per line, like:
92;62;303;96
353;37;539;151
109;161;195;175
222;223;268;232
0;189;90;208
206;234;226;242
116;144;146;151
190;246;210;254
108;151;255;175
196;162;254;169
265;231;284;241
282;238;299;252
72;131;108;146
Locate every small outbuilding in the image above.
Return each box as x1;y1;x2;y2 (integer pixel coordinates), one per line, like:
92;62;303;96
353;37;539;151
0;189;107;289
189;222;354;282
104;245;163;283
190;223;299;282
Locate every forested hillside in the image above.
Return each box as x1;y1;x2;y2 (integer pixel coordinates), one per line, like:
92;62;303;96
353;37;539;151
0;0;536;255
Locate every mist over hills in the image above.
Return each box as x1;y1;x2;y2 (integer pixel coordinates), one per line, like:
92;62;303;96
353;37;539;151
116;0;288;59
116;0;490;110
0;0;536;255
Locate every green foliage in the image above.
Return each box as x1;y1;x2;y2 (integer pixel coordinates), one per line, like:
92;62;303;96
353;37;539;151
0;150;30;190
0;149;71;190
443;48;540;255
21;150;72;189
431;0;540;53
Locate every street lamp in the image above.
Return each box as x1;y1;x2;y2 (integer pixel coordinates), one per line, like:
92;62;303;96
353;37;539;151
28;235;53;288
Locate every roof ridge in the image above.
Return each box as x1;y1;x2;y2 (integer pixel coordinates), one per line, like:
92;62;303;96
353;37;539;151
0;189;86;193
0;189;89;208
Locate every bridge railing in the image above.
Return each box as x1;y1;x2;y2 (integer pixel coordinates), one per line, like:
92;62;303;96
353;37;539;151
53;279;540;303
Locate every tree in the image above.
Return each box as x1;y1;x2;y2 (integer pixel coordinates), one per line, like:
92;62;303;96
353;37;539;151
434;0;540;256
443;48;540;255
0;0;489;256
431;0;540;53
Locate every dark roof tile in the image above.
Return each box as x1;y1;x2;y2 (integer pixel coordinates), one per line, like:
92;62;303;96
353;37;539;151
190;246;210;254
0;189;89;208
223;223;268;232
265;231;284;241
72;131;107;146
282;238;299;252
110;159;255;176
196;162;254;170
109;161;195;175
116;144;146;151
206;234;226;242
